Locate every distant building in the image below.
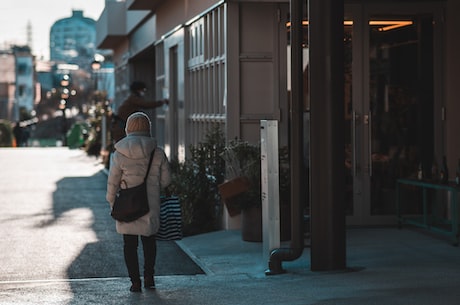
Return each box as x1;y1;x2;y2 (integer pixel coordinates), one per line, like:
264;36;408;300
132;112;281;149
50;10;96;70
49;10;114;104
0;50;15;120
0;47;35;121
13;46;35;115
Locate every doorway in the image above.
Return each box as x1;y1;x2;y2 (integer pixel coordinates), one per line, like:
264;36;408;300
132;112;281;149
163;29;186;163
344;3;443;225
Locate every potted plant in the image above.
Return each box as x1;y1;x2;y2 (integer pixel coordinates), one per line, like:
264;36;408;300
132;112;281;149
219;139;261;210
219;140;291;242
218;139;262;241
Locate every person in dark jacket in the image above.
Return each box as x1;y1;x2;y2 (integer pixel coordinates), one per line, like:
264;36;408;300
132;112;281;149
111;81;168;143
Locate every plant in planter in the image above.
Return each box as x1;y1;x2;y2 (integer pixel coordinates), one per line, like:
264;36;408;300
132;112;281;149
219;139;261;216
219;140;291;242
219;139;263;242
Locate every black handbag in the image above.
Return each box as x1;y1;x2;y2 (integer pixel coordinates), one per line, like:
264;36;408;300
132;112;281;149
111;149;155;222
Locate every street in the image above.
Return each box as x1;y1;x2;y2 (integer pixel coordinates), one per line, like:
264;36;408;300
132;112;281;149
0;147;202;304
0;147;118;281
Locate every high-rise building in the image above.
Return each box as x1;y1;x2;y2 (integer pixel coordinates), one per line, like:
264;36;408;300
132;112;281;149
50;10;96;70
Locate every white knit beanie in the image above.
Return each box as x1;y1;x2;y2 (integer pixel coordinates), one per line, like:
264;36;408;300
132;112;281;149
125;112;151;136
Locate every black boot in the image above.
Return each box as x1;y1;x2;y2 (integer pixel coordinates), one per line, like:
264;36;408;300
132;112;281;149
124;235;142;292
144;276;155;289
130;280;142;292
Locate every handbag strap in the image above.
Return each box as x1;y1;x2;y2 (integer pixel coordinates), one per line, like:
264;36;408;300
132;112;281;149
144;149;156;182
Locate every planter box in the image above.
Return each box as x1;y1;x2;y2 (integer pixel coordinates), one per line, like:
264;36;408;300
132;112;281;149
218;176;251;217
242;204;291;242
242;205;262;242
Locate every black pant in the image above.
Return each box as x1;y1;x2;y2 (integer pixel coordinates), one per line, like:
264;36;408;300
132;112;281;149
123;234;157;283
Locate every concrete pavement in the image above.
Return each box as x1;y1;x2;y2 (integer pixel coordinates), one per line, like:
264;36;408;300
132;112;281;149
1;147;460;304
2;227;460;304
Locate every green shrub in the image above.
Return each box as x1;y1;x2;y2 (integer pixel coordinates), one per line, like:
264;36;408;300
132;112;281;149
0;120;14;147
168;126;226;236
167;127;293;236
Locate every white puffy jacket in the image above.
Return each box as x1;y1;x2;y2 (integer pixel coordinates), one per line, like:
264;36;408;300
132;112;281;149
106;132;171;236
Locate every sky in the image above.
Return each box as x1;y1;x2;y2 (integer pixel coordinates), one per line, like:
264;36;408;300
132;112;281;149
0;0;105;60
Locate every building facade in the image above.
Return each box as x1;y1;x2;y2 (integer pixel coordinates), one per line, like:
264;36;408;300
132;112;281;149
96;0;460;232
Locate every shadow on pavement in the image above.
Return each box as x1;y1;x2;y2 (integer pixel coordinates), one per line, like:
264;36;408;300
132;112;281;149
41;169;203;299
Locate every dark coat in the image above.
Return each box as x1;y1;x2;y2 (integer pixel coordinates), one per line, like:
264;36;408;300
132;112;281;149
111;94;163;142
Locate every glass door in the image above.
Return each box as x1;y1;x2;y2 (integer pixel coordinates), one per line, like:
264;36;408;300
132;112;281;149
346;3;442;225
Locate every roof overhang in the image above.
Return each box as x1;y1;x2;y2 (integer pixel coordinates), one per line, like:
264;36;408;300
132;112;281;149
127;0;164;11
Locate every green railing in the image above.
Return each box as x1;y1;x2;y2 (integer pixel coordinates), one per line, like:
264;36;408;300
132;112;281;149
396;178;459;246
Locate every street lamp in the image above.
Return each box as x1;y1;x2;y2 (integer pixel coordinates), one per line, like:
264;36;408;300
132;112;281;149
91;60;101;98
91;60;101;71
91;60;107;155
60;74;70;146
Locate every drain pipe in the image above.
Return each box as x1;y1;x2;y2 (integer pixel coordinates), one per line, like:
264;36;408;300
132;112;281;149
265;0;305;276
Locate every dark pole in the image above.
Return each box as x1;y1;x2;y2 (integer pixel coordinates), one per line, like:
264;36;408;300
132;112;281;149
60;75;70;146
265;0;305;275
91;60;104;152
286;0;306;266
91;60;101;104
309;0;346;270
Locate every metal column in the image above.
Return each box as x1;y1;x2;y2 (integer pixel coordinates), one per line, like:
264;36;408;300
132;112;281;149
265;0;305;275
309;0;346;271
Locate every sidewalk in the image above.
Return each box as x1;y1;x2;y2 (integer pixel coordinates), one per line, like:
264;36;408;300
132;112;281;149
174;227;460;305
3;226;460;305
3;148;459;304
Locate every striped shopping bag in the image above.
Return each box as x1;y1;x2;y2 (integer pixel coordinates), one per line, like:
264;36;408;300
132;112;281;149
157;196;183;240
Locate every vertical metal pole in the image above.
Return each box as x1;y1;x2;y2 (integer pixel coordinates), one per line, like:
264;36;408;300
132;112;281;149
309;0;346;270
261;120;280;262
102;112;107;151
265;0;305;275
289;0;306;261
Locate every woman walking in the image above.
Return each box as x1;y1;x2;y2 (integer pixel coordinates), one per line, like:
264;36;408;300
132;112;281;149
106;112;171;292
